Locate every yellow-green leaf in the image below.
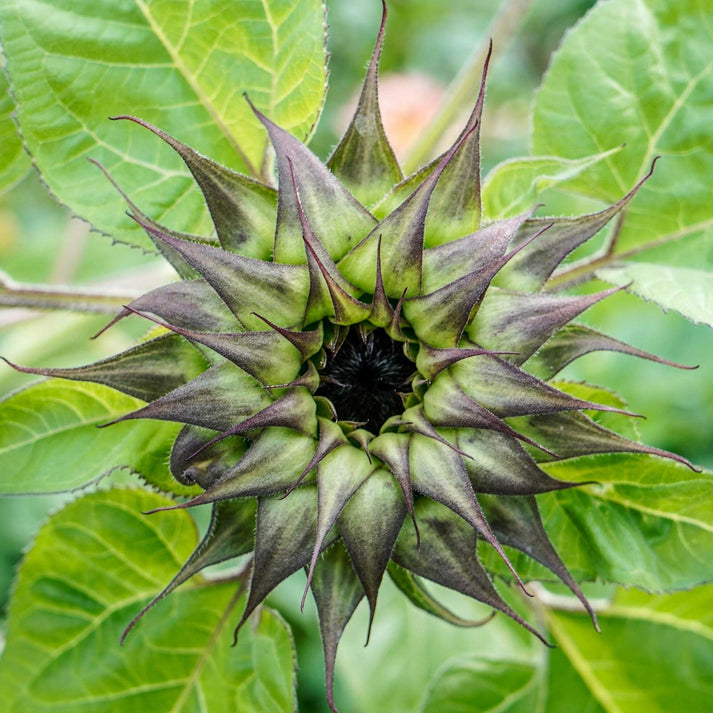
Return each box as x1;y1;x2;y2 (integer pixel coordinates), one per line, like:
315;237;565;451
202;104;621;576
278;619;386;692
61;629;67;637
0;0;327;248
0;488;297;713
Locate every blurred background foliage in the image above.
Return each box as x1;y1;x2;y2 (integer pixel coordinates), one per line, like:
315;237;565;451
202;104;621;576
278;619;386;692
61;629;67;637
0;0;711;710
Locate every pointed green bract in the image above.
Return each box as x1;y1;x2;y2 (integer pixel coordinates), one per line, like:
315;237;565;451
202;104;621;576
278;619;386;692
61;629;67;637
531;323;694;379
393;499;548;645
387;562;496;628
415;344;498;380
279;420;343;489
422;373;557;454
406;217;545;347
396;405;472;457
495;162;656;291
327;1;402;207
423;43;491;247
238;486;337;635
368;432;419;541
256;317;324;360
292;182;372;325
89;158;207;280
126;308;303;385
338;129;475;298
143;226;310;329
170;424;245;489
252;102;376;265
367;237;401;330
171;428;319;507
404;263;503;347
420;212;532;293
455;428;576;495
112;116;277;258
481;494;599;629
2;334;207;404
514;410;695;469
310;543;364;713
303;445;374;604
338;468;406;634
304;247;372;325
209;387;319;442
374;45;493;246
109;361;272;432
113;280;240;334
409;434;531;591
470;286;621;365
122;498;257;643
449;355;635;418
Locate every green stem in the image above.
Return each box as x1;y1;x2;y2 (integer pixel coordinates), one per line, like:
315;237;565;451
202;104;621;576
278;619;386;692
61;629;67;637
528;582;611;615
0;270;140;314
546;211;628;290
403;0;534;173
545;255;612;291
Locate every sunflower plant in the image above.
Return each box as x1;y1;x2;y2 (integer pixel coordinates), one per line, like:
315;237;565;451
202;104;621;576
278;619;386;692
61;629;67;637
0;1;712;712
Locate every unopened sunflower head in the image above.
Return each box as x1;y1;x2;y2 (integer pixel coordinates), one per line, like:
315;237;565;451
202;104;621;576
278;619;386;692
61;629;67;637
7;4;697;712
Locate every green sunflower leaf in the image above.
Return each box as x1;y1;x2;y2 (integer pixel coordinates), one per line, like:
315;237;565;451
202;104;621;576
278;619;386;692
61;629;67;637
420;586;713;713
0;0;327;249
597;263;713;329
546;584;713;713
420;658;540;713
0;71;30;193
482;149;621;221
0;380;179;494
121;498;257;642
0;489;297;713
544;454;713;590
531;0;713;275
483;454;713;592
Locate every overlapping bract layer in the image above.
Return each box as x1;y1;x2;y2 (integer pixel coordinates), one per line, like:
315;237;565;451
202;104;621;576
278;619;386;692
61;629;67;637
6;5;697;712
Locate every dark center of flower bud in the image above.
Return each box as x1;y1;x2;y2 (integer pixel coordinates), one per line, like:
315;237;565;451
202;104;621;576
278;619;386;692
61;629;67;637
315;328;414;433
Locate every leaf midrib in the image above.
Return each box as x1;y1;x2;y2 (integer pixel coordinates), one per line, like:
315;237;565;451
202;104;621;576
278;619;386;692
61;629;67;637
546;613;623;713
133;0;258;177
0;400;133;453
582;489;713;534
167;587;243;713
604;605;713;643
